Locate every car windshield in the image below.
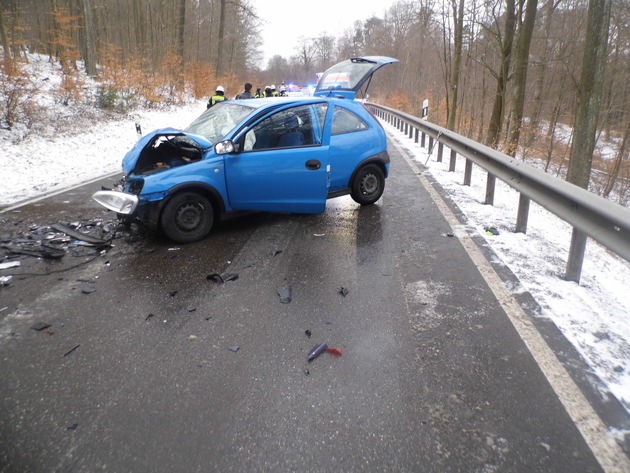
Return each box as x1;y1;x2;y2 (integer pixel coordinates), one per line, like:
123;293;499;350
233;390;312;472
185;102;255;144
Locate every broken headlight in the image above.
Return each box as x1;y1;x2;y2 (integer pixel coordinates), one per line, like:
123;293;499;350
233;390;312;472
92;190;139;215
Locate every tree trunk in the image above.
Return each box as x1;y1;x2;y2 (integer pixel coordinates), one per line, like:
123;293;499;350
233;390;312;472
81;0;96;76
566;0;612;189
506;0;539;156
486;0;517;148
216;0;227;76
446;0;464;131
177;0;186;62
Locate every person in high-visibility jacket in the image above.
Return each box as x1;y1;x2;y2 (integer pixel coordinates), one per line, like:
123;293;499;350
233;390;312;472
207;86;226;108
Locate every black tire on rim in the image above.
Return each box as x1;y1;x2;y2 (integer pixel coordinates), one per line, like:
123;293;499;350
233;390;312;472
350;164;385;205
160;191;214;243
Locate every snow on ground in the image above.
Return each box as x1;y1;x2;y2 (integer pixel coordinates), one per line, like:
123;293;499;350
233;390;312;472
1;62;629;424
382;121;630;418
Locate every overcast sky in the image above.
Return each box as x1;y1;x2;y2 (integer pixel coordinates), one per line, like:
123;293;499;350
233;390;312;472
254;0;400;67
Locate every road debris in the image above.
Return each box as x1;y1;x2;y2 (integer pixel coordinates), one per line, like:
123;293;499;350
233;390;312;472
228;345;239;352
81;285;96;294
31;322;51;331
51;223;113;247
207;272;239;283
339;287;349;297
485;226;500;236
307;342;343;362
0;261;21;270
277;285;292;303
63;344;80;357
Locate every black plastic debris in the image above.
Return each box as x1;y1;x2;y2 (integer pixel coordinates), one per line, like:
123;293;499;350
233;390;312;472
67;423;78;431
446;232;455;237
63;344;80;357
485;226;500;236
187;306;196;313
51;223;113;247
168;290;178;297
207;272;239;284
145;313;154;321
339;287;349;297
305;329;312;338
277;285;292;303
2;244;65;259
271;249;283;257
228;345;239;352
31;322;51;331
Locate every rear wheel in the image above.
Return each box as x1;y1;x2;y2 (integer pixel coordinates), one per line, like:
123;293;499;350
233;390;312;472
350;164;385;205
160;191;214;243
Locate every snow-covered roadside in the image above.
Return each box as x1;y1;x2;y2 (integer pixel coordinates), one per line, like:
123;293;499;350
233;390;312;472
0;102;204;206
382;121;630;418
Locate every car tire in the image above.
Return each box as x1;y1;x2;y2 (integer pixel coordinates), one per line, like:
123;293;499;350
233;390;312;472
160;191;214;243
350;164;385;205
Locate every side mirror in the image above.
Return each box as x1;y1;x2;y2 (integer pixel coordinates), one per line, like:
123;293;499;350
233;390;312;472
215;140;237;155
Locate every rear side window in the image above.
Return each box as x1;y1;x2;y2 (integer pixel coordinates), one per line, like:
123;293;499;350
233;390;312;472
331;106;368;135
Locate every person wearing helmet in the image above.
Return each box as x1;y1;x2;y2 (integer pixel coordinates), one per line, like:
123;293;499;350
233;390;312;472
279;84;287;97
264;85;273;97
271;84;278;97
207;86;226;108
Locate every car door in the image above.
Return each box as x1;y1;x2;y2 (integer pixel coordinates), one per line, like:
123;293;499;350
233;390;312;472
224;103;330;213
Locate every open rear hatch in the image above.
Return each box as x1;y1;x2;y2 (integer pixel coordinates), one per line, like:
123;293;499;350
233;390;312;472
313;56;399;100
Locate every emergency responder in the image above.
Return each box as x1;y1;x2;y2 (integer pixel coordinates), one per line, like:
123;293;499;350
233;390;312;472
271;85;279;97
264;85;273;97
207;86;226;108
255;87;263;98
236;83;253;100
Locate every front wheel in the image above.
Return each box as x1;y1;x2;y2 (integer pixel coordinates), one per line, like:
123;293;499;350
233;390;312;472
350;164;385;205
160;191;214;243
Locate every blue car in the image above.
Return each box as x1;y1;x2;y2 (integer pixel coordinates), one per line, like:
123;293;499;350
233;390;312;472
93;56;398;243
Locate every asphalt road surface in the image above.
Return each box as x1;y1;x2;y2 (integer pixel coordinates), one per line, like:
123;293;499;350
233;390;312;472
1;139;628;472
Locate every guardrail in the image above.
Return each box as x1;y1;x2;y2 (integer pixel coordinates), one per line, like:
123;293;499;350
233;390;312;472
366;102;630;283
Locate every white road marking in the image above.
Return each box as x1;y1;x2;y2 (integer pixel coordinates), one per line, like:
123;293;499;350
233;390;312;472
392;138;630;473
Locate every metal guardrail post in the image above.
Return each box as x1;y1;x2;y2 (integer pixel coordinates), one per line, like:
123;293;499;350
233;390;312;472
415;128;419;144
464;159;473;186
437;143;444;163
449;149;457;172
421;132;426;148
429;136;434;151
566;229;587;282
485;174;496;205
516;195;530;233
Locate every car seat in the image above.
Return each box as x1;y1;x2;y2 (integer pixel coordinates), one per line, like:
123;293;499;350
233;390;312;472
277;114;305;147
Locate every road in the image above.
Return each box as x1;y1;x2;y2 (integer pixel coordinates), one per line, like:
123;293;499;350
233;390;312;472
0;139;627;472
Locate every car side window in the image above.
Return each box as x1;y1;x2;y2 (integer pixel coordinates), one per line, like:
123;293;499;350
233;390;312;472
331;106;368;135
242;104;321;152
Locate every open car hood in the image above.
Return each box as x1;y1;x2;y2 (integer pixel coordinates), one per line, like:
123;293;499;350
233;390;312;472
313;56;398;100
122;127;212;173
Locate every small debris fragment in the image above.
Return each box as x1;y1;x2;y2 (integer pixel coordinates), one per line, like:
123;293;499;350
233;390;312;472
446;232;454;237
207;272;239;283
31;322;51;331
0;275;13;286
228;345;239;352
187;306;196;313
326;347;343;356
539;442;551;452
277;285;292;303
339;287;349;297
305;329;312;338
271;249;283;257
63;344;80;357
188;335;198;341
145;313;154;321
314;233;325;237
0;261;20;270
304;369;310;376
81;285;96;294
484;226;500;236
308;342;328;361
168;290;178;297
67;423;78;431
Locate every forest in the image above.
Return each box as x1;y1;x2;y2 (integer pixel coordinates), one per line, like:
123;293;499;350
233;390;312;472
0;0;628;202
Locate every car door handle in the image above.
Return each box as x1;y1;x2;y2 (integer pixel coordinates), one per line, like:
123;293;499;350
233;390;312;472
305;159;321;170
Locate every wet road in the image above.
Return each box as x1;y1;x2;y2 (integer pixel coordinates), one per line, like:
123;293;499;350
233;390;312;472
0;140;626;472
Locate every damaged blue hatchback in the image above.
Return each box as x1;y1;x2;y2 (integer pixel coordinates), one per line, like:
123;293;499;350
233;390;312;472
93;56;398;243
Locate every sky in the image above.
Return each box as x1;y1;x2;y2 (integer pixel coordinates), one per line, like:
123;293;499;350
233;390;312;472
253;0;400;66
1;55;630;436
